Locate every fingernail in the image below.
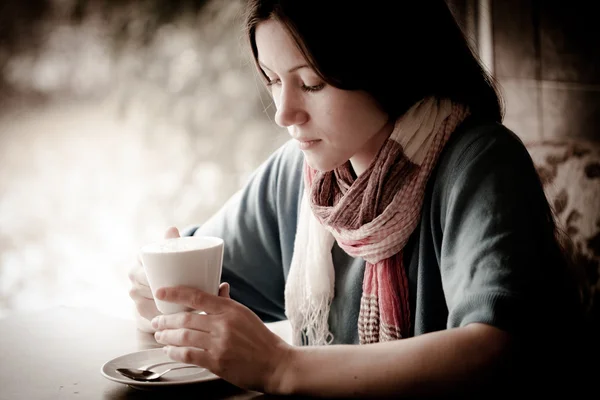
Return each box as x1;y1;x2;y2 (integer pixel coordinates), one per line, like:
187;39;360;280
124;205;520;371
151;317;159;329
154;331;161;341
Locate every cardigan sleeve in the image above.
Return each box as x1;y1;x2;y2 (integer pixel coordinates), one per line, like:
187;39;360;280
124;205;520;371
437;124;574;334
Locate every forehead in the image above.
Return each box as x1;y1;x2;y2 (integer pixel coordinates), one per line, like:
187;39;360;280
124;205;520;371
255;19;307;71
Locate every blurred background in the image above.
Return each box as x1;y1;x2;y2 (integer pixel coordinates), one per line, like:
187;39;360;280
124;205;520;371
0;0;598;320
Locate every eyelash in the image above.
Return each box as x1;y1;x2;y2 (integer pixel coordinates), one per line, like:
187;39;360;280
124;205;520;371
266;79;325;93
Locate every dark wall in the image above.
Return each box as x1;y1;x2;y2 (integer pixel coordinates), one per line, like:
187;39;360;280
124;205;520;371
493;0;600;142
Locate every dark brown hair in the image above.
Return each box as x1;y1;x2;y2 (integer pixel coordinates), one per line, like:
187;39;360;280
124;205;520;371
243;0;504;122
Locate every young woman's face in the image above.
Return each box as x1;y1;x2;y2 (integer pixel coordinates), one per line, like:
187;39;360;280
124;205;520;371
254;19;393;174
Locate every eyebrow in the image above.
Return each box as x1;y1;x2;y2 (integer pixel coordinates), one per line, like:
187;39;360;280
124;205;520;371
258;61;309;74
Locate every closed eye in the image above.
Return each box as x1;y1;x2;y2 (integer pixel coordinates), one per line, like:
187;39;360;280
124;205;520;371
265;79;325;93
302;83;325;93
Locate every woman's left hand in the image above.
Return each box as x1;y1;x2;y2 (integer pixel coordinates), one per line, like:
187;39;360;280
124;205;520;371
151;283;293;393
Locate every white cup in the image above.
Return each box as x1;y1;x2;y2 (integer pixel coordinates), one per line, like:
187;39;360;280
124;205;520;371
140;236;224;314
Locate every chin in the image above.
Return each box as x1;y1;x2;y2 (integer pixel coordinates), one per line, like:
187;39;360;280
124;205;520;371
304;155;345;172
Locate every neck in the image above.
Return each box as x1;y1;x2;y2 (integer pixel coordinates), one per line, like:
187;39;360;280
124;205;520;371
350;118;395;176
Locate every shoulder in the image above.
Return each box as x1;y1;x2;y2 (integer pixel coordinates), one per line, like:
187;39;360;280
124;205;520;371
249;139;305;215
248;139;304;191
437;118;531;175
276;139;305;172
269;139;305;195
427;118;546;225
432;119;537;191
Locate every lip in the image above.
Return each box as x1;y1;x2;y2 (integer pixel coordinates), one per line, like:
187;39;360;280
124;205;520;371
295;138;321;150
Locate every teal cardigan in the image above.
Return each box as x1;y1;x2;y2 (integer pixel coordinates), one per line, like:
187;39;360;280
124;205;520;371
185;118;585;392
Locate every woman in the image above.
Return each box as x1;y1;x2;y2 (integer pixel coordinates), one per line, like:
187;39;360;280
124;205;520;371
128;0;586;397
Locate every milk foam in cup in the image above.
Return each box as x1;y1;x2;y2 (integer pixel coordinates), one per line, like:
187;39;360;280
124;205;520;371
140;236;224;314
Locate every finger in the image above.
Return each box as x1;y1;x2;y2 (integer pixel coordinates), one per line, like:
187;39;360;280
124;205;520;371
131;279;153;299
151;311;212;332
163;346;213;370
129;291;161;320
155;286;227;315
218;282;230;299
128;265;150;287
164;226;180;239
137;301;161;321
155;328;211;349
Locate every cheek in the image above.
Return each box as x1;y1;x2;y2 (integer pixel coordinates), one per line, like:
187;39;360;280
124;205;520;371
315;106;350;135
334;93;387;127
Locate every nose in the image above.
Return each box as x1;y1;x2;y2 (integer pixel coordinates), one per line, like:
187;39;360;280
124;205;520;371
273;86;308;128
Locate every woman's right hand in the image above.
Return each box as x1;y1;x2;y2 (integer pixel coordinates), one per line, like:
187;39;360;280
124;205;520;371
128;226;181;329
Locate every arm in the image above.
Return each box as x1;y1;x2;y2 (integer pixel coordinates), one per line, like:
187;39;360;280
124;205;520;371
152;284;510;397
279;322;510;397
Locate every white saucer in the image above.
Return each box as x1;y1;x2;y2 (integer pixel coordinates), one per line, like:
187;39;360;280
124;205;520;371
101;348;220;389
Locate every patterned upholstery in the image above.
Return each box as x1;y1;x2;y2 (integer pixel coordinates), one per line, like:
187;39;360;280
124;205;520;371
525;139;600;329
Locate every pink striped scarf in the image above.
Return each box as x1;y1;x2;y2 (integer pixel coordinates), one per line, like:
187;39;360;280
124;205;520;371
284;97;469;345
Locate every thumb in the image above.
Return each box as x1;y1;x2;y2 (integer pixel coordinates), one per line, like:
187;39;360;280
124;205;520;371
218;282;231;299
164;226;180;239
